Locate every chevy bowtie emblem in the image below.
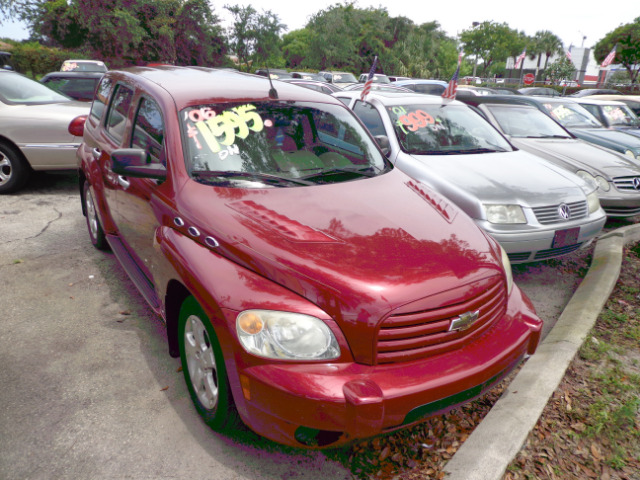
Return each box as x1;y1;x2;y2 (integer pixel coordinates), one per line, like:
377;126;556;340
449;310;480;332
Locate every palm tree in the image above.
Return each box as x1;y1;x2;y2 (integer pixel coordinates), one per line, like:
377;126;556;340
535;30;564;70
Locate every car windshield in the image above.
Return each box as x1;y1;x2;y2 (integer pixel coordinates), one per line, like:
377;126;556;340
332;73;357;83
542;102;602;128
487;105;571;138
602;104;640;127
181;101;391;187
0;73;70;105
386;103;513;155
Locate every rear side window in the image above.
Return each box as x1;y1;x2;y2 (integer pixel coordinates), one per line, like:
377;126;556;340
353;101;386;136
105;84;134;144
90;77;113;122
131;97;165;165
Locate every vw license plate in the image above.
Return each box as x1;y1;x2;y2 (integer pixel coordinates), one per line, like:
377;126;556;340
552;227;580;248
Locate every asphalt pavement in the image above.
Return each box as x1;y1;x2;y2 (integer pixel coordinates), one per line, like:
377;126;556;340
2;172;638;480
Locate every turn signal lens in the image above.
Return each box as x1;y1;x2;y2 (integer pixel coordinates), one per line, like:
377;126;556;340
237;311;264;335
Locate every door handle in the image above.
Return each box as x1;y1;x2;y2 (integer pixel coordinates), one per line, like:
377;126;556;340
117;175;130;189
92;148;101;160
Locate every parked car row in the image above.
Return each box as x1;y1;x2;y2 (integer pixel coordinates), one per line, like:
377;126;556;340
4;65;639;450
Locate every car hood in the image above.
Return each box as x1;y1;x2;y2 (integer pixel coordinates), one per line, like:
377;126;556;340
179;168;504;324
509;137;640;178
0;101;89;143
613;126;640;139
570;127;640;151
399;149;587;205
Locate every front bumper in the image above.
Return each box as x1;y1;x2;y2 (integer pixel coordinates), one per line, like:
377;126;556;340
226;287;542;448
478;212;606;263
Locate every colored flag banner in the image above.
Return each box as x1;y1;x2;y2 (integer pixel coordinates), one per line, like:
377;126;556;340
566;45;572;62
514;49;526;69
442;52;463;100
360;56;378;101
601;46;617;68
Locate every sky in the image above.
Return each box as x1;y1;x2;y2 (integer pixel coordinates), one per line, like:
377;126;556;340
0;0;635;50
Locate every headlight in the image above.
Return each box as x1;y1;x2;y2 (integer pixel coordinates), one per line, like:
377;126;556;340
575;170;598;189
236;310;340;360
586;191;601;214
500;246;514;295
575;170;610;192
484;204;526;224
624;149;636;159
595;175;610;192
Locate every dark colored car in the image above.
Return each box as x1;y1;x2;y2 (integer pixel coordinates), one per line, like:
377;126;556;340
499;95;640;160
290;72;328;82
73;66;542;448
254;68;292;80
41;71;103;102
460;95;640;218
517;87;560;97
568;88;621;98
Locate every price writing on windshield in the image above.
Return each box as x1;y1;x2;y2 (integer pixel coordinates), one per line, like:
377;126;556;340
186;104;264;153
392;106;435;134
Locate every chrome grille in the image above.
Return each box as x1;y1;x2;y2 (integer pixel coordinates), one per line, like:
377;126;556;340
613;176;640;192
375;276;506;364
532;200;587;224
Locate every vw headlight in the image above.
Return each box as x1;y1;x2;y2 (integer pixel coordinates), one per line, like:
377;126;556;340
236;310;341;360
500;246;514;295
624;149;636;160
586;190;601;214
484;204;526;224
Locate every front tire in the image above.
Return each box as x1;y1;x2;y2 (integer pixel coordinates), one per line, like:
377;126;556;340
82;181;108;250
178;296;237;430
0;142;30;194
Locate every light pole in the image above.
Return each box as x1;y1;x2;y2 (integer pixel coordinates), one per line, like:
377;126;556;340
471;22;479;81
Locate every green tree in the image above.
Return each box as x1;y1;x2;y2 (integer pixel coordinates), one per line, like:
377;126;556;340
545;57;575;84
459;21;522;75
281;28;311;69
225;4;285;72
595;17;640;84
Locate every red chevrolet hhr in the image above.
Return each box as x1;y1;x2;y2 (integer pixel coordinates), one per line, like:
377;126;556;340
72;66;542;448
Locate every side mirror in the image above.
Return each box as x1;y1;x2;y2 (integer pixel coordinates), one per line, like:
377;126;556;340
111;148;167;180
374;135;391;157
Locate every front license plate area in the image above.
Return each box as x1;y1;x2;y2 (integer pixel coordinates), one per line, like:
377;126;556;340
552;227;580;248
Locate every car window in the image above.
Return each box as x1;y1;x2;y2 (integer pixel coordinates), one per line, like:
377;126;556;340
181;101;390;186
90;77;113;122
0;72;69;105
352;101;386;136
542;102;602;128
414;84;445;95
386;103;513;155
487;105;571;138
105;83;134;144
131;97;165;165
43;77;99;102
602;105;640;127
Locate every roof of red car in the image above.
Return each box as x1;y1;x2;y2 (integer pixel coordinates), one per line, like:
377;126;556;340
110;66;342;110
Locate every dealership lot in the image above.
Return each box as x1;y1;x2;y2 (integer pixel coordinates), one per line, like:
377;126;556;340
0;172;629;479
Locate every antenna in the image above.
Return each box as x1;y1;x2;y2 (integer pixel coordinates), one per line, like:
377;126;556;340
265;66;278;99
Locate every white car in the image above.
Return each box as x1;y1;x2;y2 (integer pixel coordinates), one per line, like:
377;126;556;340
0;70;89;193
334;90;606;263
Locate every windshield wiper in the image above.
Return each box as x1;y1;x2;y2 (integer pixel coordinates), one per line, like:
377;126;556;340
191;170;314;186
525;134;571;139
300;165;379;180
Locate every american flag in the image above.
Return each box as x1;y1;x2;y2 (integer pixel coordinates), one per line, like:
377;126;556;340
566;45;572;62
601;46;617;68
360;56;378;101
514;48;526;69
442;52;463;100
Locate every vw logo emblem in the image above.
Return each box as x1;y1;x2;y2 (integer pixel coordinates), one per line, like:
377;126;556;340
633;177;640;190
558;204;571;220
